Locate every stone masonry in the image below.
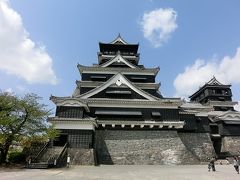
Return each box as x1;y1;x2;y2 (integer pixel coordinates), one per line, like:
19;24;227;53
178;132;216;162
221;136;240;154
95;130;216;165
68;148;95;165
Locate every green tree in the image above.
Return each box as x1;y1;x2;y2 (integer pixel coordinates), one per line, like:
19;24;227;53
0;92;53;164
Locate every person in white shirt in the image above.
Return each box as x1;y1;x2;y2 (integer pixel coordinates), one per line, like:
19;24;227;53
67;154;71;168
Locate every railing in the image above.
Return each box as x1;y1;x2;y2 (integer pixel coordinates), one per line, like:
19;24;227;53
27;142;68;168
55;143;68;167
31;142;49;163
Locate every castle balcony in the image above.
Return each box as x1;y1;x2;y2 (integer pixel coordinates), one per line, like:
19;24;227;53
98;52;140;58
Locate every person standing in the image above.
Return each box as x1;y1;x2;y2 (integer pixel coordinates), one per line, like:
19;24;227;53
233;157;239;174
67;154;71;168
26;156;31;165
209;157;216;172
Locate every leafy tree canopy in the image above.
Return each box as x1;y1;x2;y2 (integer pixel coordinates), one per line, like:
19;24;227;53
0;92;58;164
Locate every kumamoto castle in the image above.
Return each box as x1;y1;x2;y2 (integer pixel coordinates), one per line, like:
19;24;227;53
28;35;240;168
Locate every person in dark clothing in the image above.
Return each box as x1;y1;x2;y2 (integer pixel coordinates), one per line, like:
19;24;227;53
208;163;211;171
208;157;216;172
233;156;239;174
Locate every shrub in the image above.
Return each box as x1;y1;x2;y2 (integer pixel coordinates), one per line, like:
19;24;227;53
8;151;26;163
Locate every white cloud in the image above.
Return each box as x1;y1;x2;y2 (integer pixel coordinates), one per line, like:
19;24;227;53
140;8;177;47
0;0;57;84
174;48;240;98
234;102;240;112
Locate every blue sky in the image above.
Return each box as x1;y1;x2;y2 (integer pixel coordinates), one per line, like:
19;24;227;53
0;0;240;112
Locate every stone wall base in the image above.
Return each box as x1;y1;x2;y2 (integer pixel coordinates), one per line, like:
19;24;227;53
221;136;240;154
68;148;95;165
95;130;215;165
178;132;216;162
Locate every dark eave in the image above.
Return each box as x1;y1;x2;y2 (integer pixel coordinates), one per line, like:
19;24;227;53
99;43;139;54
77;64;160;76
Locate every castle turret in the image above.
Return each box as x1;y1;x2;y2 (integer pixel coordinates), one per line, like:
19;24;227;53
189;76;237;111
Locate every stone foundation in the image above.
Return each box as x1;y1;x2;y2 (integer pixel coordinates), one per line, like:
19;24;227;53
221;136;240;154
95;130;216;165
178;132;215;162
68;148;95;165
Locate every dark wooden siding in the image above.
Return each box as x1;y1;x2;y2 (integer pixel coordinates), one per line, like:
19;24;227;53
125;75;155;83
56;106;84;118
180;115;210;132
91;87;146;99
81;73;155;83
80;87;95;94
219;123;240;136
60;129;93;148
180;114;197;131
90;107;179;122
82;73;114;81
143;89;162;98
196;116;211;133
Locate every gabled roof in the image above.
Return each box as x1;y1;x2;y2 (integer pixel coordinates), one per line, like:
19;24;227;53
207;76;224;85
100;52;139;69
78;73;159;101
50;95;89;112
110;34;128;44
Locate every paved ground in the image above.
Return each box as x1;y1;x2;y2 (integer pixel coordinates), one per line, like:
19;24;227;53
0;165;239;180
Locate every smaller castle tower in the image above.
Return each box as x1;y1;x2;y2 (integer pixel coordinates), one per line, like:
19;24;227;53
189;76;236;111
